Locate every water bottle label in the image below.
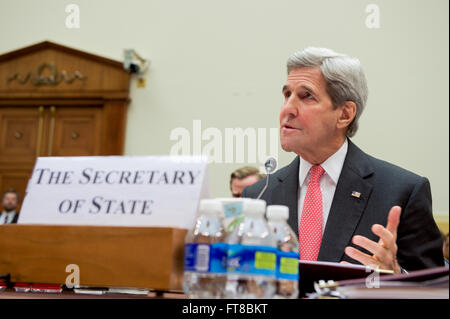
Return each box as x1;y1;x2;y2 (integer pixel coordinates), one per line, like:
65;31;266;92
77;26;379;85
210;243;228;273
223;202;243;218
277;251;299;280
227;244;277;276
184;243;227;274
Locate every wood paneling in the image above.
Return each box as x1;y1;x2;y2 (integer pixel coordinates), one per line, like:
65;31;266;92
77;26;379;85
0;107;41;163
50;106;103;156
0;225;186;291
0;41;130;207
0;42;129;94
0;167;31;212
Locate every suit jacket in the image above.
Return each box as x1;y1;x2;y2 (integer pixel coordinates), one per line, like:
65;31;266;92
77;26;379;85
243;139;444;270
11;212;19;224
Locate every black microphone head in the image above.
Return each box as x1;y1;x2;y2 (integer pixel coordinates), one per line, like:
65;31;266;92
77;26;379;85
264;157;277;174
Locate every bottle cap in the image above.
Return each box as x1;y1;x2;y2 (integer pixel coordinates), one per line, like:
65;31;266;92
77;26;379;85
215;197;252;204
199;199;224;218
266;205;289;220
243;199;266;216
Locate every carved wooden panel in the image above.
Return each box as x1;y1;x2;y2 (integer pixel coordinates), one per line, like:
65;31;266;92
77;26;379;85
0;41;130;209
0;107;43;163
50;106;103;156
0;42;130;95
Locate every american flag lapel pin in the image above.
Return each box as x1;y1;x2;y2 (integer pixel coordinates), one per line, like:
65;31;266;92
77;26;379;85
351;191;361;198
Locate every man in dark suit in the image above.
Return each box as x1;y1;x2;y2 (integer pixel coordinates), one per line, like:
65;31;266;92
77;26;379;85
0;189;19;224
243;47;444;273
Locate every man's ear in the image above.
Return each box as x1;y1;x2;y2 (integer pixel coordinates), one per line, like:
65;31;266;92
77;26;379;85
337;101;357;130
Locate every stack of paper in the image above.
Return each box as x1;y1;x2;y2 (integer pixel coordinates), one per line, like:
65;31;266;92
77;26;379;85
308;265;449;299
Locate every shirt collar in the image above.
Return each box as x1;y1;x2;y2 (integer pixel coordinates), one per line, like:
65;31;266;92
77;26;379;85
1;210;16;220
299;139;348;186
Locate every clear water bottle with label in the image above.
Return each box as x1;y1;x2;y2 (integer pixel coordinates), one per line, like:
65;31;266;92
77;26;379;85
183;199;227;299
267;205;299;299
225;199;277;299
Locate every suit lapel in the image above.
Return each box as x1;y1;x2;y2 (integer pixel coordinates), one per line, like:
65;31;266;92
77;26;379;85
269;156;300;236
12;212;19;224
317;140;374;262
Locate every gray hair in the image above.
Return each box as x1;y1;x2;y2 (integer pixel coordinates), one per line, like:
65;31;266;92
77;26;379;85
287;47;368;137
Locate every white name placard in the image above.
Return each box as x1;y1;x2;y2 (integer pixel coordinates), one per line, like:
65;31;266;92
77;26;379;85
18;156;210;229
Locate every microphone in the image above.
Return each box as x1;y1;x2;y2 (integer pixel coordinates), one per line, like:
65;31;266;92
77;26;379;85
256;157;277;199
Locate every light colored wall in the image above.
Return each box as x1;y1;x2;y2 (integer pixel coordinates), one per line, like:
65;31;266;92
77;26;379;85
0;0;448;221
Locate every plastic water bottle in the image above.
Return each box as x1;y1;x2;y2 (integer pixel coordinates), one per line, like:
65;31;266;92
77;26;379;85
183;199;227;299
225;199;277;299
267;205;299;299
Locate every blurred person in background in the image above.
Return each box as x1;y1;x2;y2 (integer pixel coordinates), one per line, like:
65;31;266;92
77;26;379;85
230;166;265;198
0;189;19;224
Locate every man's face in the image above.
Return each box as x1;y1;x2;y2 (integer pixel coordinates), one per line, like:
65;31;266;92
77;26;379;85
231;175;260;198
2;193;18;212
280;67;342;158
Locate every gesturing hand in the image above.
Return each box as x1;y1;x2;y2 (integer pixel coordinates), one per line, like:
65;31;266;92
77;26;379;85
342;206;402;274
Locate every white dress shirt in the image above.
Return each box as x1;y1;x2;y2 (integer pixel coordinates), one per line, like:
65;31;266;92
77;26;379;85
298;139;348;234
0;210;17;224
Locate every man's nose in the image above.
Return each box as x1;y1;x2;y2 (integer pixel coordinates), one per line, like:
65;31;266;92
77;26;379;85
282;96;299;117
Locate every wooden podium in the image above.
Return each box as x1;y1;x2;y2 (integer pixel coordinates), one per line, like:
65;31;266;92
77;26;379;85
0;225;187;292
